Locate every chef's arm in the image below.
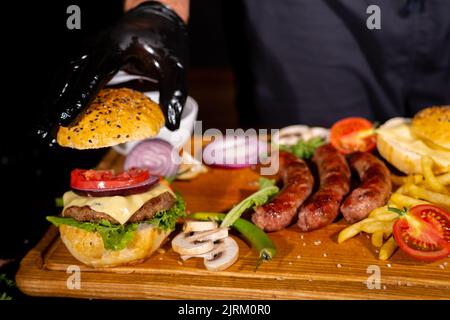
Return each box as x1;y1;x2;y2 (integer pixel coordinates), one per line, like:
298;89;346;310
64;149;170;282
37;0;189;143
124;0;190;22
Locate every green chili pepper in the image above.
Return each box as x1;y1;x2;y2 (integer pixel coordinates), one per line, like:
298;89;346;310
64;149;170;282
220;185;279;228
189;212;277;270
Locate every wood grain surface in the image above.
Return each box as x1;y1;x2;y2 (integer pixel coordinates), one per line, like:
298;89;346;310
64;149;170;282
16;149;450;299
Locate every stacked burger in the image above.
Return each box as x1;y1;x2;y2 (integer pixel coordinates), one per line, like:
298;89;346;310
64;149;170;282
46;88;185;267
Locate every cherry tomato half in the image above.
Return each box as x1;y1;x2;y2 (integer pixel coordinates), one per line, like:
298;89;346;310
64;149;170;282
393;205;450;262
330;117;376;154
70;168;150;191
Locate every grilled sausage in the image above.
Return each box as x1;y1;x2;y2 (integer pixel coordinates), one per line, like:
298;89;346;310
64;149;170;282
340;152;391;223
252;151;314;232
297;144;351;231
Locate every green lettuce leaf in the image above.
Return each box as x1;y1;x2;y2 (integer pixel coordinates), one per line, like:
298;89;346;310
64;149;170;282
47;194;186;251
147;193;186;231
279;136;325;159
46;216;138;251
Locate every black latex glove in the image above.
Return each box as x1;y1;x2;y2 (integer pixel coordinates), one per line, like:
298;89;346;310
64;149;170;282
37;1;188;146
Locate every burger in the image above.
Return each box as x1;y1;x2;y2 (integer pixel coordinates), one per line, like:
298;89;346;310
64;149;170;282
47;169;185;267
377;106;450;174
46;88;186;267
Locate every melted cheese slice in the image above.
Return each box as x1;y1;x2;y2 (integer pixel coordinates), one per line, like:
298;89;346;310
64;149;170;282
63;183;174;225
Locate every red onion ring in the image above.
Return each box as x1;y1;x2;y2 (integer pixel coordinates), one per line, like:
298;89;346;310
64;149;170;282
124;139;180;177
72;175;160;197
202;135;268;169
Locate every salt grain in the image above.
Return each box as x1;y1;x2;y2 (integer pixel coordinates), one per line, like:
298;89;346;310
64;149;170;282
439;264;445;269
383;285;387;290
296;255;301;259
387;263;392;268
303;243;306;247
276;277;285;281
323;253;328;257
300;235;304;240
177;261;183;266
288;262;292;265
314;240;322;246
336;264;342;268
157;248;166;254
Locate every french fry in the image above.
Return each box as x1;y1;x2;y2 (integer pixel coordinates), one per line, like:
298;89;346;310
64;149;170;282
368;206;390;218
371;231;384;248
361;220;394;234
337;218;375;244
379;236;398;260
369;205;401;220
390;174;407;186
383;230;392;239
408;174;424;185
404;184;450;209
394;184;407;195
389;193;430;208
437;172;450;186
422;156;447;193
373;211;399;221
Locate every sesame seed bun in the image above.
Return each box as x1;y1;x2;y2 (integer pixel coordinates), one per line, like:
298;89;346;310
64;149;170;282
411;106;450;151
57;88;165;149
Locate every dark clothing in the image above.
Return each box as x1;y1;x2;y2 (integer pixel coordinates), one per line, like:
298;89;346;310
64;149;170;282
226;0;450;128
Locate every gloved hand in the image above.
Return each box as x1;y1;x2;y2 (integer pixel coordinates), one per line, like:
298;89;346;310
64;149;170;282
37;1;188;145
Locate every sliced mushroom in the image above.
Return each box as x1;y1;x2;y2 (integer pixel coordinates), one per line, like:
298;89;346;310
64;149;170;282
171;232;214;255
204;237;239;271
180;240;226;261
183;220;218;233
273;125;330;146
187;228;228;242
274;125;309;146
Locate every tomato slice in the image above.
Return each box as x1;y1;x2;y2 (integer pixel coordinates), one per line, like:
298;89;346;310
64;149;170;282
393;205;450;262
330;117;376;154
70;168;150;190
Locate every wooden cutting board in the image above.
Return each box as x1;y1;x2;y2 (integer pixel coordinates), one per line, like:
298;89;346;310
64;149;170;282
16;149;450;299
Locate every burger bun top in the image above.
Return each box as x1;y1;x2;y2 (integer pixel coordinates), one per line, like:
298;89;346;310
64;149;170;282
57;88;165;149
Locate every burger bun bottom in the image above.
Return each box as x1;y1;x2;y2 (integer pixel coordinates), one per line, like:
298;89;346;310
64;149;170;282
60;224;171;267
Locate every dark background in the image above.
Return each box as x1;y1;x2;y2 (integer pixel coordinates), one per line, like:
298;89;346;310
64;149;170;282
0;0;237;298
1;0;449;301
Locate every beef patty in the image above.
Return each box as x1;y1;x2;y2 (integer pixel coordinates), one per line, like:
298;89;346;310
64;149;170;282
63;191;176;224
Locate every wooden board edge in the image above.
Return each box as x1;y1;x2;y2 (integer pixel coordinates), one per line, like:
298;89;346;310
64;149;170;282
15;226;60;295
16;228;450;300
13;267;445;300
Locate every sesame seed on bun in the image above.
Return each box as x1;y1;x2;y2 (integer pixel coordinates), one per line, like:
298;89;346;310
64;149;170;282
57;88;165;149
411;106;450;151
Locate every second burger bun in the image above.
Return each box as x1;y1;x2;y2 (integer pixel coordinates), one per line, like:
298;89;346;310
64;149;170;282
57;88;165;149
377;115;450;175
60;224;171;267
411;106;450;151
